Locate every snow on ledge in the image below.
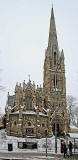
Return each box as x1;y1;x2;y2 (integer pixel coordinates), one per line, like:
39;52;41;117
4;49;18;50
69;133;78;138
70;125;78;130
10;110;47;117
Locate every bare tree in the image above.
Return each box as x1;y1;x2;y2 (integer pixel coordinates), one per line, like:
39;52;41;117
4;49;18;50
66;95;78;126
0;68;5;92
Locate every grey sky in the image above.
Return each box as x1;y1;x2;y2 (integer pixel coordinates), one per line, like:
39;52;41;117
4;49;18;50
0;0;78;112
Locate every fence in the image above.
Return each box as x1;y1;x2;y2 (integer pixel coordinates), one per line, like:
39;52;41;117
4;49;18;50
72;138;78;154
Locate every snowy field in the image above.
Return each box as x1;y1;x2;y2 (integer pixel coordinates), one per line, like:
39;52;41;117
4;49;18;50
0;129;61;154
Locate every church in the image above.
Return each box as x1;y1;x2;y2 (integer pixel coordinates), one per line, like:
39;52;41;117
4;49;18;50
5;6;69;138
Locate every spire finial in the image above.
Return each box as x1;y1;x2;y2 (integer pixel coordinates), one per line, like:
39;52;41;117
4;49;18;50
52;2;53;9
48;3;58;48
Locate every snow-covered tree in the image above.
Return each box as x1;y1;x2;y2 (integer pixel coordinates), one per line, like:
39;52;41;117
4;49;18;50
66;95;78;126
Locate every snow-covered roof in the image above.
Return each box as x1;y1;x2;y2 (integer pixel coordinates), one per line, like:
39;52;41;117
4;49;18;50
10;111;36;115
10;110;48;117
39;112;48;117
23;111;36;115
11;105;17;111
10;111;19;115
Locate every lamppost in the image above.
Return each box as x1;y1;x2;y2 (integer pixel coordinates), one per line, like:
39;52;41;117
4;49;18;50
49;68;57;153
45;129;47;157
69;105;71;126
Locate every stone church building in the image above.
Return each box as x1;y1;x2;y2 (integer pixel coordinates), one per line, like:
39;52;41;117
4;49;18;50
5;6;69;138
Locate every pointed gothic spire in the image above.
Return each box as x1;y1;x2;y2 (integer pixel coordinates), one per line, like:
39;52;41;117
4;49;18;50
50;6;56;33
61;49;64;59
48;6;58;47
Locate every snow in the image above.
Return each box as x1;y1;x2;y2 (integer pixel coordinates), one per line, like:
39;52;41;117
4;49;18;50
0;129;78;159
8;106;11;110
0;156;59;160
10;111;36;115
10;111;48;117
47;109;51;112
20;105;24;109
18;124;22;126
38;136;61;153
39;112;48;117
69;133;78;138
23;111;36;115
0;113;4;119
43;108;47;112
19;119;22;121
37;120;40;122
70;124;78;129
37;125;40;127
53;88;61;92
0;129;61;154
34;106;38;110
10;111;19;114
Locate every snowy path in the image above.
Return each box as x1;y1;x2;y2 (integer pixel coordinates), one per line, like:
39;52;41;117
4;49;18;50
0;158;60;160
0;157;78;160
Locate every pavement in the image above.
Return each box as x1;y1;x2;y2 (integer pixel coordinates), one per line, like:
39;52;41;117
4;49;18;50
0;152;78;160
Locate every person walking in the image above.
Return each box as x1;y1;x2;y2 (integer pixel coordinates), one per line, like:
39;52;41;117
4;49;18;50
63;141;67;158
69;141;72;156
61;140;64;153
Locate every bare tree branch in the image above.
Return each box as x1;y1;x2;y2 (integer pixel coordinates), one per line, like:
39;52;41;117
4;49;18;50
67;95;78;126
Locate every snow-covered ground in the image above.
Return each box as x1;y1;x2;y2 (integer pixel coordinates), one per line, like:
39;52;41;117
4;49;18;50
0;130;78;159
70;124;78;130
0;129;61;154
0;129;78;155
38;136;60;153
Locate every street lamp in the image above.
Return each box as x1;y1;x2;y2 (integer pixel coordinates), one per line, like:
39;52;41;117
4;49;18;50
45;129;47;157
49;68;57;153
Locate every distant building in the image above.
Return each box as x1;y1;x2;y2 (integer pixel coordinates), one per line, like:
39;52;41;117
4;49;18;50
0;113;4;129
5;92;15;109
5;6;69;138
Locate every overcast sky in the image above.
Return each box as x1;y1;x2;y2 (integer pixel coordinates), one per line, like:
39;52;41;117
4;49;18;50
0;0;78;113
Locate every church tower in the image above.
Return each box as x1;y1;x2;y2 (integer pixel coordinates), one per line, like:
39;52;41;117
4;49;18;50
43;7;68;134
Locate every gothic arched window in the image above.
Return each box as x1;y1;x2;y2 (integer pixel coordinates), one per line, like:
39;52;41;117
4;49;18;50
27;90;32;109
27;96;32;108
36;97;39;106
28;122;31;126
54;75;57;88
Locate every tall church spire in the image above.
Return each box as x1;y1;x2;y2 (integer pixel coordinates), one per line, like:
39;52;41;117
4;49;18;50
48;6;58;48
